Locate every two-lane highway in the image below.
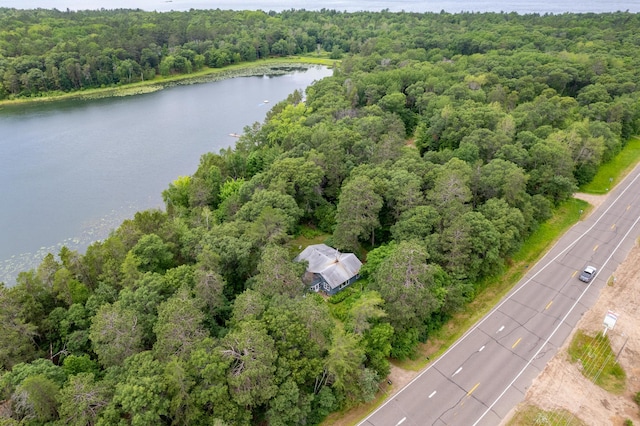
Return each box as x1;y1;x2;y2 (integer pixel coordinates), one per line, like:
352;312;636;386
360;166;640;426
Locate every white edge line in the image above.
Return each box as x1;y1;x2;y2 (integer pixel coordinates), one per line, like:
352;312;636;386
472;209;640;426
358;170;640;426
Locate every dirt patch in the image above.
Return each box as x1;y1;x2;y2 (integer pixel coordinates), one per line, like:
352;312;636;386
386;363;420;395
573;192;607;213
504;195;640;425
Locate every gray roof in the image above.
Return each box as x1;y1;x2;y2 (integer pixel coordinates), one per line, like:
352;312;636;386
294;244;362;289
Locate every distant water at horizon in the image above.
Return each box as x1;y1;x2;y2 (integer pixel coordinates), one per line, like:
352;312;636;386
1;0;639;13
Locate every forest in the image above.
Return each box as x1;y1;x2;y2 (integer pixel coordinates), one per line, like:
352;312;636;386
1;7;640;426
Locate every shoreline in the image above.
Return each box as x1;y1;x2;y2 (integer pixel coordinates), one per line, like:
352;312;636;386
0;60;335;286
0;57;336;108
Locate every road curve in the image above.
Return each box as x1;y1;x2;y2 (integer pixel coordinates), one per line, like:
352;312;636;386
359;165;640;426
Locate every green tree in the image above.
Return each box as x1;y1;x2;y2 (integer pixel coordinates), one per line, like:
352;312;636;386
163;175;192;216
479;198;526;258
1;358;67;399
100;352;170;426
441;211;501;281
153;288;206;362
320;325;369;403
52;267;89;306
62;354;99;377
0;285;38;369
259;156;325;213
427;158;473;230
333;175;383;250
370;241;446;338
346;291;387;336
12;375;60;423
187;338;247;425
384;168;425;219
251;244;306;298
219;320;278;408
236;189;302;235
363;322;393;377
549;120;605;185
528;137;577;203
266;378;312;426
131;233;175;274
116;273;169;346
477;158;528;206
162;358;193;425
89;302;144;368
358;242;396;279
57;373;110;426
193;246;227;319
263;298;326;387
390;205;440;244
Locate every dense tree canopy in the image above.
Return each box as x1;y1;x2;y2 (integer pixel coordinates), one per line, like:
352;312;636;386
2;7;640;425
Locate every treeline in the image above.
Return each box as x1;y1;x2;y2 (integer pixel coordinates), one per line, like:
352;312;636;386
2;8;640;426
1;8;640;98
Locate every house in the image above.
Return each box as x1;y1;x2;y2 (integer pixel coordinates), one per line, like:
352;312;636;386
294;244;362;295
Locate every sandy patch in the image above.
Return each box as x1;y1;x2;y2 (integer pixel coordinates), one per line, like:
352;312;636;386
574;192;608;212
504;193;640;425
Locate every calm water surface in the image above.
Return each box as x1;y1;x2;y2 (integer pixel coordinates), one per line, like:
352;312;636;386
0;66;332;285
1;0;636;284
2;0;639;13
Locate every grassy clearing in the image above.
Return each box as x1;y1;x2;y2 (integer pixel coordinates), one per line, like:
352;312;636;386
568;330;626;394
581;136;640;194
287;226;331;257
0;56;337;107
507;405;586;426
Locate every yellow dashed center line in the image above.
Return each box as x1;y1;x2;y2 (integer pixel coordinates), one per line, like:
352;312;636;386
545;300;553;310
611;223;616;230
467;383;480;396
572;271;578;278
512;338;522;349
593;244;599;251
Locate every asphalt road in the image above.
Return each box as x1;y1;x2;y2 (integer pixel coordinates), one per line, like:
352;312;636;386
360;166;640;426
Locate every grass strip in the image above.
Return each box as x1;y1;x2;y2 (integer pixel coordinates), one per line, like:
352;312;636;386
331;198;589;426
568;330;626;394
396;197;589;371
580;135;640;194
506;405;586;426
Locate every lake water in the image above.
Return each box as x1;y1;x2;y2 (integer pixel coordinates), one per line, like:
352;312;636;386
1;1;637;285
2;0;639;14
0;66;332;285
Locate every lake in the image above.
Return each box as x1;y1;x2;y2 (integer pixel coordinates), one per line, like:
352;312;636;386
0;66;332;285
2;0;639;14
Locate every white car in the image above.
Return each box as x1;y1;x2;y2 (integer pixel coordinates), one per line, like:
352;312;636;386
579;266;597;283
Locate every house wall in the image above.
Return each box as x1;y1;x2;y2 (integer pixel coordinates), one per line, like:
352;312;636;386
309;274;360;296
309;274;327;293
327;285;341;296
